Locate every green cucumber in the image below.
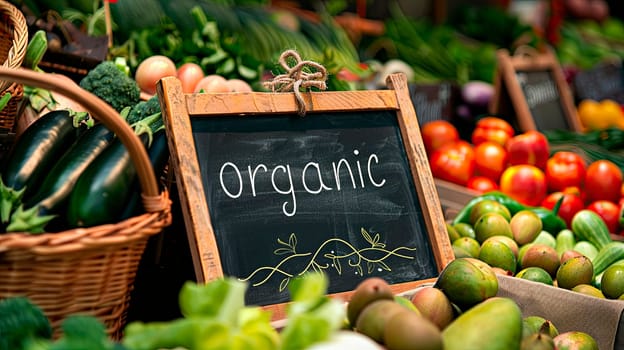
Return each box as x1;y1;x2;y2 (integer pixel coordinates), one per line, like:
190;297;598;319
571;209;613;251
533;231;556;249
573;241;599;261
593;241;624;278
555;229;576;257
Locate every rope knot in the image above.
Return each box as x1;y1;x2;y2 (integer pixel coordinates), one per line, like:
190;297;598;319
262;50;328;116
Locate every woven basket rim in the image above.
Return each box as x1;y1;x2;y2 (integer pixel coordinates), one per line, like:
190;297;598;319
0;0;27;93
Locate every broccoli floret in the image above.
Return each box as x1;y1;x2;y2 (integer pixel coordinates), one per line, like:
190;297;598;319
0;297;52;350
47;315;114;350
127;94;161;125
80;60;141;113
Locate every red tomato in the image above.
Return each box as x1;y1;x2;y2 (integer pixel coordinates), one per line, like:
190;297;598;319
506;130;550;170
421;120;459;156
586;200;621;233
429;140;475;186
474;141;508;182
467;176;499;193
471;116;515;147
135;55;177;95
499;164;547;206
544;151;587;192
584;160;623;204
177;62;205;93
540;191;585;228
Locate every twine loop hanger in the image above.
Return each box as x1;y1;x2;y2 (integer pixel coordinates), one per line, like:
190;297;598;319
263;49;328;116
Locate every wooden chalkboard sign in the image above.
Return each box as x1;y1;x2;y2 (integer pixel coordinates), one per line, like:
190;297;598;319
573;60;624;104
156;73;453;320
408;82;459;124
490;48;582;132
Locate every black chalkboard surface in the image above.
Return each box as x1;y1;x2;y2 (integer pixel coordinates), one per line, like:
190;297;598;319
409;82;458;124
490;48;581;132
515;70;570;131
573;60;624;104
157;73;453;319
192;111;437;305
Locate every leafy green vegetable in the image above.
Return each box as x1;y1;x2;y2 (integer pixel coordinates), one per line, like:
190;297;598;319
122;272;345;350
280;273;346;350
123;278;280;350
0;297;52;350
554;19;624;69
447;4;539;51
45;315;117;350
374;3;499;84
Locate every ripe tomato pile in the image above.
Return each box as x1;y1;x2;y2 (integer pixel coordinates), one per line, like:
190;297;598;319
422;117;624;235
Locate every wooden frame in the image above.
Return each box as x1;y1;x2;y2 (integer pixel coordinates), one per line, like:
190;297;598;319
156;73;453;320
490;48;582;132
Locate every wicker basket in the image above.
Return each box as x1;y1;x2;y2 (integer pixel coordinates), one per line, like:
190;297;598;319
0;0;27;132
0;67;172;340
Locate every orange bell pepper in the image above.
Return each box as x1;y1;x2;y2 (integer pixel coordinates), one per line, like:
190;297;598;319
578;99;624;131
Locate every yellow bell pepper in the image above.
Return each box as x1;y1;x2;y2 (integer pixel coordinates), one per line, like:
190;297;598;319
578;99;624;131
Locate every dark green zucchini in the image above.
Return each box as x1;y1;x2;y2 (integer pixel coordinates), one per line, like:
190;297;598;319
1;110;89;193
117;129;170;221
66;132;151;228
6;123;117;233
24;123;115;212
0;110;89;225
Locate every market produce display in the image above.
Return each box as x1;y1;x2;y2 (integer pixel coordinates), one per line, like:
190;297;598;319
422;116;624;237
449;190;624;299
4;0;624;349
1;266;603;350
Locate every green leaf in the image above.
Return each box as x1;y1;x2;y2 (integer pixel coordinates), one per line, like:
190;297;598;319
361;228;373;245
289;233;297;249
280;272;345;350
0;178;25;224
0;92;11;112
274;247;292;255
6;205;56;234
289;272;327;303
201;49;229;66
217;57;236;75
237;64;258;80
178;278;246;325
334;257;342;274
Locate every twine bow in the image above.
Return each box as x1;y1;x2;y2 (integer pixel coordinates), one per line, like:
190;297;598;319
263;50;328;116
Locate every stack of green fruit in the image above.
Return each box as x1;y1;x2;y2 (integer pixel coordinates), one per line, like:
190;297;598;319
448;192;624;300
346;259;599;350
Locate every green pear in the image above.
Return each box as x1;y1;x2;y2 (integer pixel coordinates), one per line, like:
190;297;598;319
442;297;522;350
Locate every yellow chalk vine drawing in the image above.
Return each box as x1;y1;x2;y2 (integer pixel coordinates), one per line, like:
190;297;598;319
239;228;417;292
